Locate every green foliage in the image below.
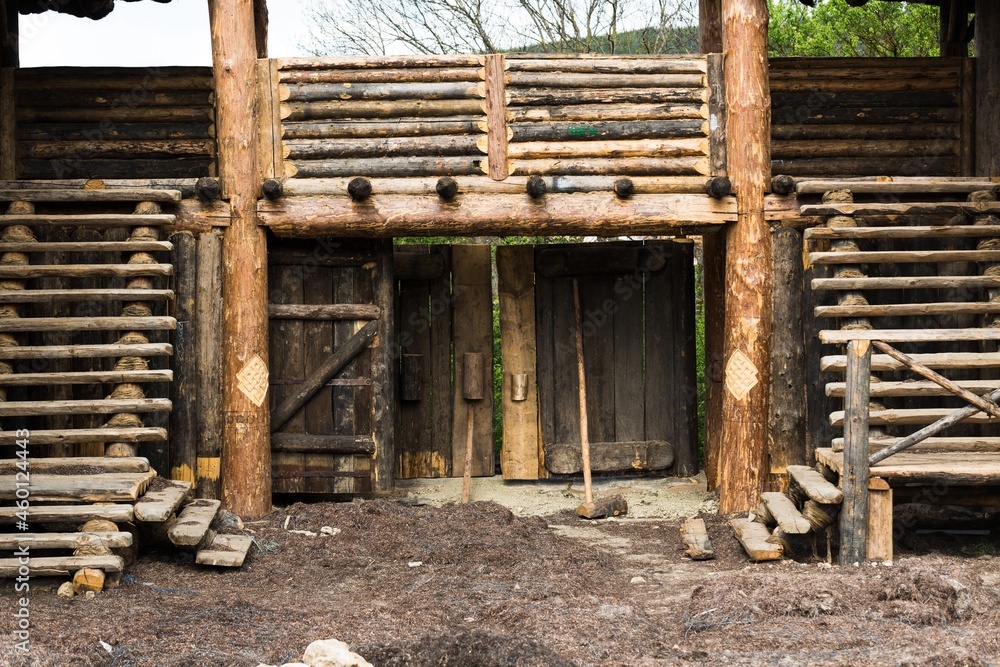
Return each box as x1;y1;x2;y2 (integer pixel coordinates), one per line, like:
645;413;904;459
768;0;941;58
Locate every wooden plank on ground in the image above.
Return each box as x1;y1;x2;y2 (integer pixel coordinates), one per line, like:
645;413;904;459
680;518;714;560
729;517;783;562
497;245;540;480
0;532;132;550
787;464;843;504
0;504;134;524
0;555;124;577
0;471;156;502
167;499;221;547
133;479;193;523
450;245;494;477
195;533;254;567
0;457;149;474
760;491;811;534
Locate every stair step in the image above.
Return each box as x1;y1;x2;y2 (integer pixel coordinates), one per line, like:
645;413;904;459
795;179;1000;195
0;457;149;474
0;532;132;551
810;250;1000;265
805;225;1000;240
820;328;1000;344
0;555;123;577
730;517;782;562
0;471;157;502
0;288;174;303
830;408;999;427
826;379;1000;398
0;263;173;278
168;499;222;547
0;369;173;386
0;398;171;417
196;534;254;568
0;503;134;524
0;213;175;226
822;352;1000;372
787;465;843;504
134;480;192;523
0;343;172;359
816;302;1000;318
832;436;1000;453
813;276;1000;291
0;241;173;253
760;492;811;534
0;316;176;333
0;427;166;446
0;188;182;203
801;202;1000;217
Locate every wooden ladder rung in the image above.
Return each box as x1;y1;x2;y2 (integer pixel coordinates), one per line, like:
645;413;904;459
816;302;1000;318
0;503;134;524
810;250;1000;265
830;408;1000;427
801;202;1000;217
827;379;1000;398
0;456;149;473
832;436;1000;453
822;352;1000;372
805;225;1000;240
0;555;124;577
0;427;166;446
0;343;172;360
0;213;176;226
168;499;221;547
0;369;173;386
0;316;176;333
0;470;157;502
0;398;172;417
133;480;192;523
820;328;1000;344
0;288;174;303
196;534;254;568
0;532;133;551
0;241;174;253
0;263;173;278
0;188;182;203
813;276;1000;291
795;178;1000;195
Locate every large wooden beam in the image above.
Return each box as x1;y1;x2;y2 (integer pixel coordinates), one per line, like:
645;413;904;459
700;0;723;53
978;0;1000;176
209;0;271;517
940;0;969;58
253;0;268;59
717;0;772;513
1;0;16;68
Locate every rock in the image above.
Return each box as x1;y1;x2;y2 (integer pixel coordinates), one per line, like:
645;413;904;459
302;639;374;667
57;582;75;598
630;576;647;584
320;526;340;537
212;510;245;533
281;664;310;667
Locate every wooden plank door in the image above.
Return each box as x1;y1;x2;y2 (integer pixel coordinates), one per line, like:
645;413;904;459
529;241;698;477
268;239;395;494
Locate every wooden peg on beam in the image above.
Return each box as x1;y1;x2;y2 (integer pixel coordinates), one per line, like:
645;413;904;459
613;177;635;199
526;175;547;199
436;176;459;202
461;352;486;504
195;177;221;202
348;177;372;201
705;176;732;198
510;373;529;402
771;174;795;196
261;178;284;199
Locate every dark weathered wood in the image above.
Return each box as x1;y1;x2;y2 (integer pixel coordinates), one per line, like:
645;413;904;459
395;249;434;478
268;303;380;320
543;440;674;474
706;53;727;177
196;230;224;499
536;245;666;277
268;261;305;495
284;135;479;160
400;354;423;402
0;67;15;180
613;271;644;444
450;246;494;478
371;241;396;492
840;339;871;565
394;251;447;280
462;352;486;401
272;433;375;453
703;231;725;489
770;227;806;475
580;274;614;446
978;0;999;177
168;232;197;485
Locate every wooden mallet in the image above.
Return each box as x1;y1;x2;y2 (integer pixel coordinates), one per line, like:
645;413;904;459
461;352;485;503
573;278;628;520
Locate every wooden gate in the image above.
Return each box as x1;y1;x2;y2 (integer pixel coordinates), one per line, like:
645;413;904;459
268;239;395;494
394;244;495;479
499;241;698;479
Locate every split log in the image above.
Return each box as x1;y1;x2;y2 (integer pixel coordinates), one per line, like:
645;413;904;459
0;428;165;446
510;72;705;88
167;499;221;547
288;156;483;179
508;87;708;105
0;556;123;577
503;138;708;159
680;518;715;560
280;81;484;102
813;276;1000;291
505;57;708;74
280;98;485;121
729;517;782;561
283;119;482;139
284;135;480;160
760;492;811;534
281;175;712;196
577;495;629;520
280;68;482;84
787;465;843;504
508;156;709;176
507;103;708;123
278;54;483;69
510;119;707;142
72;568;106;594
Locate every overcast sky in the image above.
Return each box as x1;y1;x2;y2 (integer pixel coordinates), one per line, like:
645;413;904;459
19;0;314;67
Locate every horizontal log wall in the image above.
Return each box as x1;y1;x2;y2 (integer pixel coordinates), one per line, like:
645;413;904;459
770;58;973;177
14;67;217;179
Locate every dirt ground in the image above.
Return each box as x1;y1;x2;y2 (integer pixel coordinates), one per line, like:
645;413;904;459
2;477;1000;667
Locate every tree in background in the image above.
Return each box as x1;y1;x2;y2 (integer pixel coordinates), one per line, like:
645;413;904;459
768;0;940;57
302;0;697;56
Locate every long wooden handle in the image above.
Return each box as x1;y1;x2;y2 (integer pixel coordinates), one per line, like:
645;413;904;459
461;406;474;503
573;278;593;505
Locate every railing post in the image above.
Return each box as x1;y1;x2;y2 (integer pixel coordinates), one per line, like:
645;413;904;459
840;338;871;565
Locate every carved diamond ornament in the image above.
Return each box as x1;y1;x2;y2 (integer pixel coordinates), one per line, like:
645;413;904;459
725;349;759;401
236;354;270;407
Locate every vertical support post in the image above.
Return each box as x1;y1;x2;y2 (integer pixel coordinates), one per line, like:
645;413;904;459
169;232;198;483
209;0;271;517
976;0;999;177
483;54;509;181
717;0;772;512
867;477;893;563
371;240;396;493
0;0;15;182
253;0;268;59
839;338;871;565
1;0;17;68
940;0;968;58
701;0;724;489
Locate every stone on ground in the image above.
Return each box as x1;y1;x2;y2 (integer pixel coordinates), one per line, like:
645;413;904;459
302;639;374;667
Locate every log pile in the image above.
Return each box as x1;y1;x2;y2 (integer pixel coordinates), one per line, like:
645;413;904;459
14;67;216;179
770;58;973;177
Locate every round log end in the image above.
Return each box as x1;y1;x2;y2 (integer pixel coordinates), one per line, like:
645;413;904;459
436;176;459;202
526;175;547;200
195;177;222;202
613;178;635;199
771;174;796;196
348;177;373;201
705;176;732;199
262;179;284;200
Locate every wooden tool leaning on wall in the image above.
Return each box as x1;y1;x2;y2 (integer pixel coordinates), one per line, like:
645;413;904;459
461;352;485;503
573;278;628;520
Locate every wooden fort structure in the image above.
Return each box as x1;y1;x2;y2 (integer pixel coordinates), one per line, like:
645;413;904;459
0;0;998;567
